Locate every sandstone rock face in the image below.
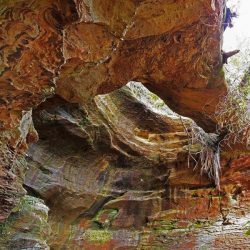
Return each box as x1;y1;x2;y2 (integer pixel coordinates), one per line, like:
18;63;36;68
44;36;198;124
0;0;250;249
0;110;36;221
0;0;226;130
0;0;226;223
24;84;192;248
0;195;50;249
57;0;227;131
0;0;78;222
22;84;249;249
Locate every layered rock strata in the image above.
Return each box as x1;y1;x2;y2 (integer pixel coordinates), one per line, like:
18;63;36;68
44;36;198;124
0;0;227;221
22;84;250;249
0;0;249;249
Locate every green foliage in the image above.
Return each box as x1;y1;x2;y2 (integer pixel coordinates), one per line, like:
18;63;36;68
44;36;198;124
188;220;211;230
92;209;119;229
150;220;177;233
215;77;250;145
127;81;176;116
231;57;241;67
244;220;250;236
84;229;112;244
0;213;17;236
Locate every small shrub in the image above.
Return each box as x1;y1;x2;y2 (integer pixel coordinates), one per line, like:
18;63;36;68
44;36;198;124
215;77;250;147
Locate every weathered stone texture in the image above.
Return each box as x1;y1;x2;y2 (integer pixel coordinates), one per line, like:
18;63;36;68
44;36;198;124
0;195;50;249
23;84;250;249
0;0;249;249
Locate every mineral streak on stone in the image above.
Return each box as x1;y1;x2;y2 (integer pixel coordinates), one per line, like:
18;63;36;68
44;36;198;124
0;0;249;249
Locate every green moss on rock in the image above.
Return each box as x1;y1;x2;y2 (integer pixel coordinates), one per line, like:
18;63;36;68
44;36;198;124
0;195;50;249
245;228;250;236
84;229;112;244
92;208;119;229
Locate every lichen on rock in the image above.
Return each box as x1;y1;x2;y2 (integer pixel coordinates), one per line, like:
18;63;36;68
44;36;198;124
0;195;50;249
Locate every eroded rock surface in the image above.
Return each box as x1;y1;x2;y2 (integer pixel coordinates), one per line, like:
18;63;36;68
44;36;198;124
0;0;226;130
0;0;249;249
24;84;192;248
22;84;249;249
0;0;227;224
0;195;50;249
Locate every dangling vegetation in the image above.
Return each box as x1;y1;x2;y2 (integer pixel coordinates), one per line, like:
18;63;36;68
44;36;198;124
183;5;250;187
181;67;250;189
181;119;222;189
215;68;250;147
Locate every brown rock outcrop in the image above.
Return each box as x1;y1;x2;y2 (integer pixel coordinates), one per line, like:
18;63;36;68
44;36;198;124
57;0;227;131
0;110;36;221
0;195;50;249
0;0;227;223
24;84;193;248
20;83;249;249
0;0;226;129
0;0;250;249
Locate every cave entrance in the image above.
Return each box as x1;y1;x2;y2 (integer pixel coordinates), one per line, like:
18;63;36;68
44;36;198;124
25;81;214;208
